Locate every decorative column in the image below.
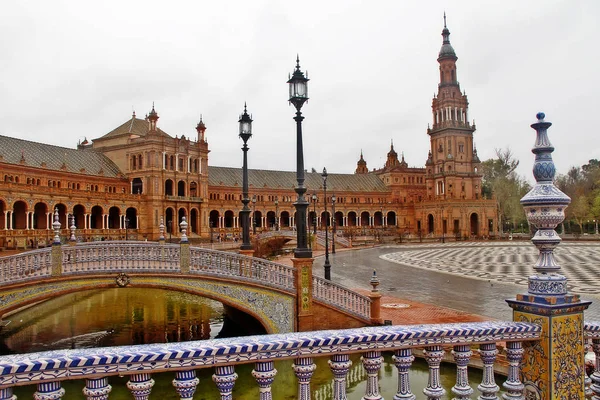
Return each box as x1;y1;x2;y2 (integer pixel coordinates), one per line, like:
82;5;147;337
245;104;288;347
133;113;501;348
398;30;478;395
83;377;112;400
361;350;383;400
292;357;316;400
252;361;277;400
329;354;352;400
180;217;190;273
0;388;15;400
69;215;77;242
212;365;238;400
507;113;590;399
35;381;65;400
159;216;165;245
368;270;383;325
503;341;525;399
172;370;199;399
393;349;416;400
590;339;600;399
477;343;499;399
423;346;445;400
451;345;473;400
292;256;314;331
51;208;62;277
126;373;155;400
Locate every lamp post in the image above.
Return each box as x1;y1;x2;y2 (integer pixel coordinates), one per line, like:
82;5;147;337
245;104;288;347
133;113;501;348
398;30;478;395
125;217;129;240
252;195;257;234
595;219;598;235
238;103;253;251
331;193;336;254
288;56;311;258
441;207;445;244
311;192;317;235
322;168;331;280
274;196;279;231
210;221;213;244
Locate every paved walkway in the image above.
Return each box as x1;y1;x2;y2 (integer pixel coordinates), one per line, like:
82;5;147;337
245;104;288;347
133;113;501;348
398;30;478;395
380;242;600;295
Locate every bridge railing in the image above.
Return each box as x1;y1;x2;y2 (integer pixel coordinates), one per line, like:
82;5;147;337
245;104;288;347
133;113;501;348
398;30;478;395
0;247;52;284
61;242;181;274
189;248;296;293
312;276;371;320
0;321;542;399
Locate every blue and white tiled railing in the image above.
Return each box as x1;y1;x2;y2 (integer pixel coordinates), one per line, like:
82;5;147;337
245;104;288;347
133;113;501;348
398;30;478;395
0;321;541;400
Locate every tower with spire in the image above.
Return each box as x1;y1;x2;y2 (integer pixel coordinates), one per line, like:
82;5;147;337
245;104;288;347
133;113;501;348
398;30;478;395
355;150;369;174
425;14;482;201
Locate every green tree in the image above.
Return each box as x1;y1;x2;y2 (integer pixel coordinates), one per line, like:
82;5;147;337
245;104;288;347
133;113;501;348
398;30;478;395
481;148;529;233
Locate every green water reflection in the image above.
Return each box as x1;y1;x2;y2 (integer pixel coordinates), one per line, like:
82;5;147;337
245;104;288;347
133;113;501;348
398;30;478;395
1;288;505;399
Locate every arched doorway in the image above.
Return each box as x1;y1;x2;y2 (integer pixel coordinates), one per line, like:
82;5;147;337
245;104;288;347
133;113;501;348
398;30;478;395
55;204;68;229
360;212;370;227
132;178;143;194
374;211;383;227
190;208;198;233
470;213;479;237
165;180;174;196
125;208;137;229
33;202;48;229
280;211;290;228
73;204;86;230
267;211;276;229
165;208;175;236
91;206;103;229
0;200;5;229
334;211;343;228
178;208;187;230
209;210;219;228
108;207;120;229
254;211;263;229
386;211;396;226
320;211;330;228
427;214;434;234
348;212;357;227
224;210;234;228
190;182;198;197
178;181;186;197
12;201;27;229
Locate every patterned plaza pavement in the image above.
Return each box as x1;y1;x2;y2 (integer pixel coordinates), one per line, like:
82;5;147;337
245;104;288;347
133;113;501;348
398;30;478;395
380;241;600;296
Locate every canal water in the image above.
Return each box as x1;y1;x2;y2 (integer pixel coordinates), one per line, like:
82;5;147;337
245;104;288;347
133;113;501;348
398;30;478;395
0;288;504;399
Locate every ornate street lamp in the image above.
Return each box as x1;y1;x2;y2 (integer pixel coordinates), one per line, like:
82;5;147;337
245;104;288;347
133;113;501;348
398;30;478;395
311;192;318;235
252;195;257;234
331;193;336;254
239;103;253;251
322;168;331;280
274;196;279;231
125;217;130;241
288;56;311;258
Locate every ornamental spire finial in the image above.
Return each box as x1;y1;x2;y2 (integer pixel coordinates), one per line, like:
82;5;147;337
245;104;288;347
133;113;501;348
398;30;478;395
520;112;571;297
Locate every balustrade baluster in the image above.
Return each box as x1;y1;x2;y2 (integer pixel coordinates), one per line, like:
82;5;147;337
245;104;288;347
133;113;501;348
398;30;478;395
293;357;317;400
252;360;278;400
172;370;199;399
126;373;155;400
361;350;383;400
452;345;473;400
34;381;65;400
328;353;352;399
393;348;416;400
423;345;446;400
0;388;15;400
83;377;112;400
478;343;498;400
213;365;238;400
502;341;525;400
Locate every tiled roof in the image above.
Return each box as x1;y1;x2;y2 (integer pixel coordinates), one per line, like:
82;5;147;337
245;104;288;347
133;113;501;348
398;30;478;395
95;116;171;140
0;135;124;178
208;166;389;193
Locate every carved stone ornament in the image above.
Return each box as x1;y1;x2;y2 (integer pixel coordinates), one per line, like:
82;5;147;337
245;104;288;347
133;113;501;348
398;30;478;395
116;273;130;287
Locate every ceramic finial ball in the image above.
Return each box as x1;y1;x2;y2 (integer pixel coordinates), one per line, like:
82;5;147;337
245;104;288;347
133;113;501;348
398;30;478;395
536;112;545;121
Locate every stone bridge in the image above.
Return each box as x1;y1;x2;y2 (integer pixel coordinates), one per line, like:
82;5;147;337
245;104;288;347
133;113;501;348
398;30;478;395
0;241;375;334
257;229;351;249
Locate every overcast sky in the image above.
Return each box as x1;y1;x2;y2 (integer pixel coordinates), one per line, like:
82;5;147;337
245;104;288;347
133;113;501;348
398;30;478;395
0;0;597;182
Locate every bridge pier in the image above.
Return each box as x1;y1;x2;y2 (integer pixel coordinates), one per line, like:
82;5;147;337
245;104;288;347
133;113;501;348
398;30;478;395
292;257;314;331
